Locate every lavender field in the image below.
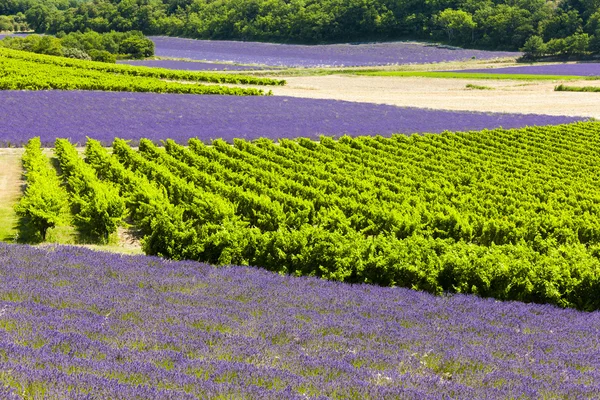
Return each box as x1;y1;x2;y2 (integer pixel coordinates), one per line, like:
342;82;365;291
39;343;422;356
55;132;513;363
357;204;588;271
454;62;600;77
0;243;599;398
0;91;582;146
117;59;266;71
150;36;519;68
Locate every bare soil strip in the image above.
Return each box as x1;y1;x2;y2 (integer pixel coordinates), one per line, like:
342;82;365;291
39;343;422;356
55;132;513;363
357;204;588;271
267;75;600;119
0;149;24;241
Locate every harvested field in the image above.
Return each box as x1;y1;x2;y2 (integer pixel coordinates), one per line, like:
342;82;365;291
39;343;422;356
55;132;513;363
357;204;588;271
0;149;23;241
268;75;600;119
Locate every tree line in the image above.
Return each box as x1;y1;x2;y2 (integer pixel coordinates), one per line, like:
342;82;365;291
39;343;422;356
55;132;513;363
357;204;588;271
1;0;600;54
0;31;154;62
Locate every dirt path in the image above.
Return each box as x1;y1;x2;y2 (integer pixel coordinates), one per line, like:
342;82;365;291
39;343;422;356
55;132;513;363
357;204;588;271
267;75;600;119
0;149;24;242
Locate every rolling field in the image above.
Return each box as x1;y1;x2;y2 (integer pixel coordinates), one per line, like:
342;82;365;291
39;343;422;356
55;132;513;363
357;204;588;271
13;122;600;311
268;75;600;119
0;48;281;96
149;36;519;67
0;243;598;399
0;91;583;147
3;31;600;400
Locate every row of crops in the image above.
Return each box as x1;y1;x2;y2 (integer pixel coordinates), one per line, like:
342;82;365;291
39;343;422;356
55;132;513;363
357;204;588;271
18;122;600;310
0;48;283;95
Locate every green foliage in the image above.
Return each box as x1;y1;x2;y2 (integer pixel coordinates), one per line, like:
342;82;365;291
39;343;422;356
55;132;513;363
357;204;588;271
118;35;154;59
555;84;600;92
525;32;593;58
0;48;276;96
55;138;126;242
521;35;546;59
465;84;494;90
88;49;116;63
435;9;476;43
0;14;29;32
4;0;600;52
61;46;91;60
14;137;69;241
0;47;285;87
40;122;600;310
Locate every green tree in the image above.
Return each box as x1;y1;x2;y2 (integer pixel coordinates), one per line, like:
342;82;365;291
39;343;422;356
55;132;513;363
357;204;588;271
435;9;477;43
521;35;546;58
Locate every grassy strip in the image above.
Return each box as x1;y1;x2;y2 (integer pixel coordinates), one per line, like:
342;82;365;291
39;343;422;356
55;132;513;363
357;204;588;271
555;84;600;92
0;47;286;86
0;151;22;242
465;83;494;90
0;55;268;96
357;70;593;80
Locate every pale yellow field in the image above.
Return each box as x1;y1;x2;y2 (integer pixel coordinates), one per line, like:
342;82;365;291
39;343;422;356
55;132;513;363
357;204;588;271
266;75;600;119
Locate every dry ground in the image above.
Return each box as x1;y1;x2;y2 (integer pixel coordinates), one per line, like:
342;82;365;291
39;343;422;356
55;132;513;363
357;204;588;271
266;75;600;119
0;149;24;241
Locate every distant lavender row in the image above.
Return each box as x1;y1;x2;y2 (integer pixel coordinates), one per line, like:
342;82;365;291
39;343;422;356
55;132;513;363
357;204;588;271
453;62;600;76
0;243;599;398
150;36;520;68
0;91;582;147
118;59;267;71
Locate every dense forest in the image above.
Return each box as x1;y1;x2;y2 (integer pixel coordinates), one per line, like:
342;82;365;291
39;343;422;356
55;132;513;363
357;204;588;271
1;0;600;54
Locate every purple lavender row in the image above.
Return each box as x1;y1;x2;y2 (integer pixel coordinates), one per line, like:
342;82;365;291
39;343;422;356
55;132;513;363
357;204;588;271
0;243;599;398
0;91;583;147
117;59;268;71
150;36;520;68
452;62;600;76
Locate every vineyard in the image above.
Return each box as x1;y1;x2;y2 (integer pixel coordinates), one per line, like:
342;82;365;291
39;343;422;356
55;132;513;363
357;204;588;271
0;48;283;95
20;122;600;310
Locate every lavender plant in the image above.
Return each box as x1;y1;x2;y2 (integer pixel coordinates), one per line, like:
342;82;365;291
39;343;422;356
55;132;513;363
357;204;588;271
0;91;583;147
118;60;269;71
0;243;599;399
149;36;519;67
452;62;600;77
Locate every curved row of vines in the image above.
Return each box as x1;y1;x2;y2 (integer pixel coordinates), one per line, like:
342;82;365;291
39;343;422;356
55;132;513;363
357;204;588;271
21;122;600;310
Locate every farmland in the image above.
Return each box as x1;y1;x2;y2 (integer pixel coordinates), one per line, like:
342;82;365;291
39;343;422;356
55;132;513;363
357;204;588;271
0;91;583;147
13;122;600;311
0;243;599;399
2;2;600;397
149;36;519;68
118;59;269;71
451;63;600;77
0;48;281;96
267;75;600;119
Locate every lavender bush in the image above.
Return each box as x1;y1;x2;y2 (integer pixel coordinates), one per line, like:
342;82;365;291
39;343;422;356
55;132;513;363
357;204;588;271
149;36;519;68
453;63;600;76
0;91;582;147
117;60;267;71
0;243;598;398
